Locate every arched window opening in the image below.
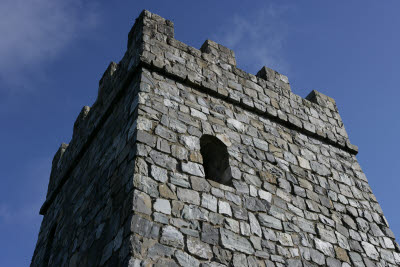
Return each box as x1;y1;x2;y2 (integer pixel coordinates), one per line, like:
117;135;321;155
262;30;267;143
200;135;232;186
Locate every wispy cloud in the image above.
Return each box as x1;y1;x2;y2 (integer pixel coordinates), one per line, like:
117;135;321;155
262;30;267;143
212;4;291;74
0;0;99;90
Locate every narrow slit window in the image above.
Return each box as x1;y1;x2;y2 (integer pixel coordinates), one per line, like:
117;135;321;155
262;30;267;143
200;135;232;186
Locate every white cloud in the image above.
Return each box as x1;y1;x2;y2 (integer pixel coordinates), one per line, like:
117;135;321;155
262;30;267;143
0;0;99;90
212;4;291;74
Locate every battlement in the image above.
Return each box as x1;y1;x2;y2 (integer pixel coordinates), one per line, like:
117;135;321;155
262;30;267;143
134;10;357;152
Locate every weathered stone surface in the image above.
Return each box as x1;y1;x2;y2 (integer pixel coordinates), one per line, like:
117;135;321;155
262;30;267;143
151;165;168;182
159;184;177;200
191;176;211;192
277;232;294;247
314;238;334;257
225;218;240;233
187;236;213;259
154;198;171;215
133;175;159;197
219;200;232;216
310;248;325;265
201;193;218;212
248;212;262;237
349;252;364;267
220;229;255;254
133;190;152;215
177;188;200;205
334;246;349;262
181;162;205;177
201;223;219;245
131;215;159;239
310;161;331;177
161;226;184;248
147;243;175;260
361;241;379;260
258;213;282;230
175;250;200;267
180;135;200;150
232;253;248;267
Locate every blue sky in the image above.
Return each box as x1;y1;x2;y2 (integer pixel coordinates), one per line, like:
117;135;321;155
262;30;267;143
1;1;399;266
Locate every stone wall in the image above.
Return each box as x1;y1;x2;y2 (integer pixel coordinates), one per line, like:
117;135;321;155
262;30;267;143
32;10;399;267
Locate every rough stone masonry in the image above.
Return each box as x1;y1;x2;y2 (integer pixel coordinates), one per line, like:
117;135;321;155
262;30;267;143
31;10;400;267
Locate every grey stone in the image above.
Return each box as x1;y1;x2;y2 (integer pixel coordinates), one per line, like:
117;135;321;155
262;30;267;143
370;223;384;236
133;175;159;197
286;259;302;267
147;243;175;259
136;130;156;147
160;226;184;248
133;190;152;215
240;222;251;236
170;172;190;188
187;237;213;259
310;161;331;177
177;188;200;205
262;228;277;241
220;229;255;254
336;232;349;250
155;125;177;142
151;165;168;182
201;193;218;212
180;135;200;150
150;150;178;171
348;252;365;267
201;223;219;245
253;138;269;152
191;176;211;192
154;258;179;267
225;192;242;205
310;248;325;265
154;198;171;215
361;241;379;260
277;232;294;247
154;212;169;224
317;226;337;244
232;253;248;267
224;218;240;233
326;257;341;267
175;250;200;267
131;215;159;239
231;205;248;220
212;246;233;265
219;200;232;216
258;213;282;230
181;204;209;221
248;212;262;237
314;238;334;257
244;196;268;212
181;162;205;177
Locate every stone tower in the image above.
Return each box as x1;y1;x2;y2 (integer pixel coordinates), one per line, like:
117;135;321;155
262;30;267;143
31;10;400;267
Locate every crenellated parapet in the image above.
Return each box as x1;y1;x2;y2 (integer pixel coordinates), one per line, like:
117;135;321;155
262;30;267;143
135;10;357;154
